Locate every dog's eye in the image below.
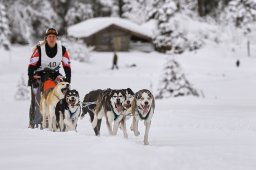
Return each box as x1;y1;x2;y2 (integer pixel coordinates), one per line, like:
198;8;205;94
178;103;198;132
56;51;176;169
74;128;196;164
140;97;144;100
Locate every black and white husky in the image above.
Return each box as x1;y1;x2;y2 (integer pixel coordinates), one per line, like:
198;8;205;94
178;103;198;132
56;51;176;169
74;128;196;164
55;89;81;132
82;88;134;137
131;89;155;145
81;88;111;136
92;89;127;137
123;88;135;112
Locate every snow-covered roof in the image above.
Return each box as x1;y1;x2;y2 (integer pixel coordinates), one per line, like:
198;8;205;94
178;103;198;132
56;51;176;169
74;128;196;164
67;17;153;39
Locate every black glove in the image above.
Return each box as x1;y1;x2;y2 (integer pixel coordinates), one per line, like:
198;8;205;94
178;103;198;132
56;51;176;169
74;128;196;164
65;76;71;83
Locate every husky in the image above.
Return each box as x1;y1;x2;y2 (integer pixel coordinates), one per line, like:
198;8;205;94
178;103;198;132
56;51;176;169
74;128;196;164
55;89;81;132
90;89;128;138
81;89;111;136
40;81;69;131
131;89;155;145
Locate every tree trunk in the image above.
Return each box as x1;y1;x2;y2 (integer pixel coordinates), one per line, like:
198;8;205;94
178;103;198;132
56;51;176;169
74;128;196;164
198;0;205;17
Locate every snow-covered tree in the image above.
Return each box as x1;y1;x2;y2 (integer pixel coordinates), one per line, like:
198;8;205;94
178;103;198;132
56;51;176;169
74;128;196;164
153;0;204;53
0;3;10;50
15;74;30;101
220;0;256;29
156;58;201;99
93;0;114;17
153;0;181;53
65;2;93;26
62;37;93;63
197;0;219;17
122;0;149;24
8;0;61;44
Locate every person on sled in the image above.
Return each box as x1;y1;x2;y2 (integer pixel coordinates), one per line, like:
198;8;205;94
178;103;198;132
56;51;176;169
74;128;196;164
27;28;71;128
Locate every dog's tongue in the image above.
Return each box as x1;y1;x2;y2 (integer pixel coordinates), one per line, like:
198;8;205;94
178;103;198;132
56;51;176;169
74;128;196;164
116;105;123;112
143;105;149;114
69;100;76;106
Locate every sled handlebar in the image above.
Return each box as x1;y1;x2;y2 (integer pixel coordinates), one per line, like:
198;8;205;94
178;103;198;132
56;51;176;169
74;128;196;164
33;75;64;83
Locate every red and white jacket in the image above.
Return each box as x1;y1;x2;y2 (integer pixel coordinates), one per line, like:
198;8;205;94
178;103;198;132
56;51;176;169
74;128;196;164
28;41;71;81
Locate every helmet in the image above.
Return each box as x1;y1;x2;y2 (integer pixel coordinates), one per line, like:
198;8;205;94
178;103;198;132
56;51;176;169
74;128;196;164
45;28;58;37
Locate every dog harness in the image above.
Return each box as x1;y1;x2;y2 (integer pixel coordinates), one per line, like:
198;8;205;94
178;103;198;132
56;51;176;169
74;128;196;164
43;79;56;92
41;41;62;70
68;105;80;119
110;105;122;121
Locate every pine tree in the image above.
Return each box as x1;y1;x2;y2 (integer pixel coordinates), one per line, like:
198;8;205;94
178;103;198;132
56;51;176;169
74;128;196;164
153;0;204;53
122;0;148;24
7;0;61;44
0;3;10;50
15;74;30;101
156;58;201;99
220;0;256;28
153;0;180;53
62;37;93;63
65;2;93;26
93;0;114;17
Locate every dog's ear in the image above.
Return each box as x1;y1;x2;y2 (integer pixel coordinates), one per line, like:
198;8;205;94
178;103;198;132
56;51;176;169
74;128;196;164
75;90;79;98
135;90;141;99
121;89;126;100
127;88;134;95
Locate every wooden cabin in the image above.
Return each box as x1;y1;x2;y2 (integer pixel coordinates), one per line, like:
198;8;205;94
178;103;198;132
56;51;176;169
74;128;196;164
68;17;153;51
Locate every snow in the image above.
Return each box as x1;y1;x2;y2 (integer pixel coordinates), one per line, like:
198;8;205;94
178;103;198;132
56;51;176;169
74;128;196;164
67;17;153;38
0;42;256;170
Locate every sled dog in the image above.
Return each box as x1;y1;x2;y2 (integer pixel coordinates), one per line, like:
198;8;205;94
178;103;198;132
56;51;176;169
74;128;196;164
81;89;111;136
40;81;69;131
92;89;128;137
131;89;155;145
55;89;81;132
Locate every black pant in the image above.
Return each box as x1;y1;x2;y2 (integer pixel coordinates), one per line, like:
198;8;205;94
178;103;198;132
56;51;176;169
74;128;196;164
29;82;43;127
112;64;118;70
29;86;35;126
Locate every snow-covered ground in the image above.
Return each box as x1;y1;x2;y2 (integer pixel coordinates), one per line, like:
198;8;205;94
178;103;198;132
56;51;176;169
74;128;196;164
0;44;256;170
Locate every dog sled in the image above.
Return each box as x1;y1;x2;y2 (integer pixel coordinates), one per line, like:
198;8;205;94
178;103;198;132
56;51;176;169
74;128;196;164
29;68;64;129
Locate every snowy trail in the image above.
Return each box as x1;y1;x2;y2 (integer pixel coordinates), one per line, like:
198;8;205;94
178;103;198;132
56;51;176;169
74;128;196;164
1;46;256;170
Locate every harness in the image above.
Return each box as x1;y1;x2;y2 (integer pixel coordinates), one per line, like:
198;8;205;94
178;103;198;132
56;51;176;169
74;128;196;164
68;102;81;120
68;107;79;119
110;105;123;121
82;101;96;108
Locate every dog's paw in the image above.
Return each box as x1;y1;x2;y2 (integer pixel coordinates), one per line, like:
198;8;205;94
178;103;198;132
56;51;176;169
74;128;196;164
124;134;128;139
144;141;149;145
134;131;140;136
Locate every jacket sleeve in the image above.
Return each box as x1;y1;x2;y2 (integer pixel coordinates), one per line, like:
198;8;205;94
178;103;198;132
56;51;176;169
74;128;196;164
28;46;40;78
62;46;71;81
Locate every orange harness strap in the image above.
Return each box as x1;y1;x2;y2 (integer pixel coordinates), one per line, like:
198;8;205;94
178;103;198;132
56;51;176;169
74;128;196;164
43;80;56;92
